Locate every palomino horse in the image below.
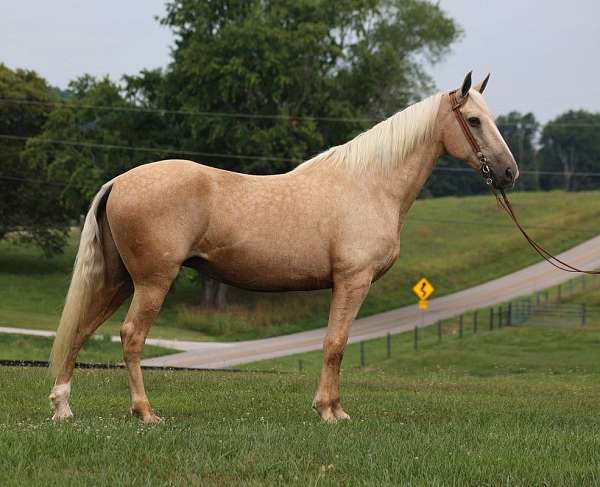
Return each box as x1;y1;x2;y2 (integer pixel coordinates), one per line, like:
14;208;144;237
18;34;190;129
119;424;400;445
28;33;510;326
49;72;518;423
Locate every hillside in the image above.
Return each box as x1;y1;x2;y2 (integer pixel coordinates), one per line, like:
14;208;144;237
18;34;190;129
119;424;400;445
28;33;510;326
1;190;599;340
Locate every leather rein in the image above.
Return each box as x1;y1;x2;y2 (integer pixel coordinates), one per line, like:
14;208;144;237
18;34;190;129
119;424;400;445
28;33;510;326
449;89;600;275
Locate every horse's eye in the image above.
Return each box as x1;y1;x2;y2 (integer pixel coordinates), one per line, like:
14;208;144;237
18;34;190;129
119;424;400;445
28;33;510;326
468;117;481;127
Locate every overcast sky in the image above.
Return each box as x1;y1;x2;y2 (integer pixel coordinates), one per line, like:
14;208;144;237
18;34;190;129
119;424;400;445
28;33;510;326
1;0;599;122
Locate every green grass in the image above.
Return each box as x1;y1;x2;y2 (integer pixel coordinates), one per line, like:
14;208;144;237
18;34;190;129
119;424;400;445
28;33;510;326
2;190;600;340
557;276;600;307
496;273;600;329
0;333;174;362
2;325;600;485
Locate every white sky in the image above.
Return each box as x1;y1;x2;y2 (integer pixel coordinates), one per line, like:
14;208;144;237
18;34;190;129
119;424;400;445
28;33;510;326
1;0;599;122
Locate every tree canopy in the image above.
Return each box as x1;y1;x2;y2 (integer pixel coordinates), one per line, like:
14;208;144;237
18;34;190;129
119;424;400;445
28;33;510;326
538;110;600;191
158;0;462;173
497;111;539;191
0;64;68;255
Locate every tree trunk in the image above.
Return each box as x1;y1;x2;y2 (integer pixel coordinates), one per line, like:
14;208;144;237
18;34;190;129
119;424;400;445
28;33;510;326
559;146;576;192
215;282;228;308
200;275;228;309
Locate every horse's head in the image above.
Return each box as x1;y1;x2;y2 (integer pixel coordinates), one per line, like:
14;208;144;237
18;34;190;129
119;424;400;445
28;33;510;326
440;72;519;190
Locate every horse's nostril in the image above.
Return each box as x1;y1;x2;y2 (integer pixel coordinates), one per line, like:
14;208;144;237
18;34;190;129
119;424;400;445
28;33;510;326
505;167;513;181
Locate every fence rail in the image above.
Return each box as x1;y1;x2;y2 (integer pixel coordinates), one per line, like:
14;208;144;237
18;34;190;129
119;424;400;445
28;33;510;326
346;273;600;370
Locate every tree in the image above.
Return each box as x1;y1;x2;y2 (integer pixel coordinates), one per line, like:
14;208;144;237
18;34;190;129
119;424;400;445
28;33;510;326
0;64;68;255
23;75;175;219
538;110;600;191
159;0;461;174
496;111;539;191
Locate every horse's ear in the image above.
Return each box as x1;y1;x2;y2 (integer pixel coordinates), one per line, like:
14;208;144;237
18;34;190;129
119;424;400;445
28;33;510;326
460;71;472;98
474;73;490;94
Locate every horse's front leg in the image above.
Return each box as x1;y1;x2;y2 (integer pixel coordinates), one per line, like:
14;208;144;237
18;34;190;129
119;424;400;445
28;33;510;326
313;272;372;422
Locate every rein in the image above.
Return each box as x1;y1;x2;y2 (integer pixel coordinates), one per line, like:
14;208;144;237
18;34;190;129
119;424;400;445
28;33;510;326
449;90;600;275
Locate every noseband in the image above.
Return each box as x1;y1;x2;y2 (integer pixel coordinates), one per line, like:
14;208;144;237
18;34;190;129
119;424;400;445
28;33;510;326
449;90;600;275
449;90;492;185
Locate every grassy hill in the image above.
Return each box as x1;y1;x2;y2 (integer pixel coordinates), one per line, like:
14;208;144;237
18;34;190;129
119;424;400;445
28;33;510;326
2;323;600;485
0;333;172;363
1;190;599;341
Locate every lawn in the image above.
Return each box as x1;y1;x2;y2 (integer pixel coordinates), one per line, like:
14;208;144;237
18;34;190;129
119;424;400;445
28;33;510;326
0;333;174;362
2;324;600;485
2;190;600;341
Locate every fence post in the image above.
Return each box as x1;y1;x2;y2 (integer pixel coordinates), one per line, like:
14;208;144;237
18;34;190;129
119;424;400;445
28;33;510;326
459;314;464;338
360;341;365;368
536;292;540;305
581;304;587;327
490;307;494;330
386;333;391;359
414;325;419;351
298;359;303;373
437;320;442;344
473;311;478;334
498;306;503;328
507;302;513;326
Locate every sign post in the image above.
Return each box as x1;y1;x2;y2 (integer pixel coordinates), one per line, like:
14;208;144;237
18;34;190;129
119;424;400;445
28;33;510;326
412;277;434;306
412;277;435;330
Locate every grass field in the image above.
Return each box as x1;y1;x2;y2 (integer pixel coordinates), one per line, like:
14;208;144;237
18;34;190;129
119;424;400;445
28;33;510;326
0;333;173;362
2;191;600;341
2;324;600;485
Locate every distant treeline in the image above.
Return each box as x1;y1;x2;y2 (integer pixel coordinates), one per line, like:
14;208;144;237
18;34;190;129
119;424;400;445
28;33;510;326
1;0;599;257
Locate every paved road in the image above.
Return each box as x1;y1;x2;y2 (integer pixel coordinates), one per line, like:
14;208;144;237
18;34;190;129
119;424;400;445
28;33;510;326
0;325;234;353
141;234;600;369
4;236;599;368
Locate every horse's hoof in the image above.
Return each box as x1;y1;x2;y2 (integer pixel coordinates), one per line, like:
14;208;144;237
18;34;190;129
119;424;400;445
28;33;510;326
131;407;162;424
313;400;350;423
52;405;74;421
320;408;338;423
142;413;163;424
333;408;351;421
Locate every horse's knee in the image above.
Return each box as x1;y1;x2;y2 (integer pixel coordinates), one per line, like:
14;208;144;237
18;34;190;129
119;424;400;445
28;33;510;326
323;336;346;366
120;321;144;361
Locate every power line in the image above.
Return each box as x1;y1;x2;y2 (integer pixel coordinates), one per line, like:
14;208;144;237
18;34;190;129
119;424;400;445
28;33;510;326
0;98;376;124
0;175;65;187
0;134;298;162
4;133;600;179
1;97;599;127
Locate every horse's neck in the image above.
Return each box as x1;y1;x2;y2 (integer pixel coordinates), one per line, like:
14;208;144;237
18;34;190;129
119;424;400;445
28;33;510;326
370;139;443;223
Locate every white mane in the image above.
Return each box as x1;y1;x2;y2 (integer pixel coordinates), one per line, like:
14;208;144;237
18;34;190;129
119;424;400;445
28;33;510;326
299;93;442;174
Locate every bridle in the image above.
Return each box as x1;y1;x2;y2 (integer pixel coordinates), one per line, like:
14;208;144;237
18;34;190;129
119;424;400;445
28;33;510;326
449;89;600;275
449;89;493;186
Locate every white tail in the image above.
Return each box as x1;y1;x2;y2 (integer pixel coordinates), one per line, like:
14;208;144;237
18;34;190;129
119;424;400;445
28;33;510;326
49;181;114;378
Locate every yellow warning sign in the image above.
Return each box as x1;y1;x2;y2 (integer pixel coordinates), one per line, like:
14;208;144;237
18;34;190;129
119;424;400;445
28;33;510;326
418;299;429;310
412;277;435;301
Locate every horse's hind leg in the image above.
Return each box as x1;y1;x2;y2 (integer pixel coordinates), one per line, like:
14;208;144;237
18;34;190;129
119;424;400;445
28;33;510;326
49;282;132;419
50;215;132;420
120;273;176;423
